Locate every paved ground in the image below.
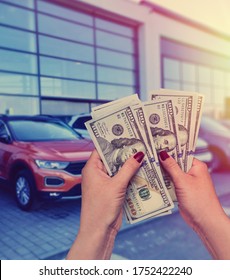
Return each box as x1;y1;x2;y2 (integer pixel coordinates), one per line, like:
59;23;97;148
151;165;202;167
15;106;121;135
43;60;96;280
0;171;230;260
0;185;131;260
114;211;212;260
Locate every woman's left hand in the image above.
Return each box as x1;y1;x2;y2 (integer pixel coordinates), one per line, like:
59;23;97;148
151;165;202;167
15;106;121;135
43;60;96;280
80;149;144;234
66;149;144;259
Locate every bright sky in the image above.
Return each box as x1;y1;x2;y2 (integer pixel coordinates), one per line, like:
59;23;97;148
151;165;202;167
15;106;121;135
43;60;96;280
129;0;230;36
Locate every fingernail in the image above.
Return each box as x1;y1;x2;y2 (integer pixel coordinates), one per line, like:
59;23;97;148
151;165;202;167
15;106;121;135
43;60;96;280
133;151;145;163
159;150;169;161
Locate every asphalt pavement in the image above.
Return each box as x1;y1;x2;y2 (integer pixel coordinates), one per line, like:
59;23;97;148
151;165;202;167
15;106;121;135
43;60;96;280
0;171;230;260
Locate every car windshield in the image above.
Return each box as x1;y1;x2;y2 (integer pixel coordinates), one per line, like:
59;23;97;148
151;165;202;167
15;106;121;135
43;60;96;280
73;116;92;130
8;120;79;141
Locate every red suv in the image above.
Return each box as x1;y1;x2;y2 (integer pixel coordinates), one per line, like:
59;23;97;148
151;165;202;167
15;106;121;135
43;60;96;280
0;115;94;210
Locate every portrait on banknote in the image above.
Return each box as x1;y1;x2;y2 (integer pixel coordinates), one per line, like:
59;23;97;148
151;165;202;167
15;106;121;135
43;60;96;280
150;124;188;153
150;127;177;152
97;136;146;175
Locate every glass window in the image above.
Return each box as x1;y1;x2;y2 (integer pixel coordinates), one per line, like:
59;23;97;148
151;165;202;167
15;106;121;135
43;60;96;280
0;1;137;108
163;58;180;80
41;77;96;99
213;69;225;87
163;81;180;90
98;84;135;100
198;85;212;104
0;96;39;115
225;72;230;91
182;62;196;83
41;100;90;115
40;57;95;81
37;1;93;26
0;26;36;52
0;2;35;30
0;73;38;95
97;48;134;69
182;83;196;91
213;88;225;105
198;66;211;84
0;49;37;74
38;14;93;44
95;18;134;37
225;72;230;89
97;66;134;85
96;30;134;53
39;35;94;62
3;0;34;8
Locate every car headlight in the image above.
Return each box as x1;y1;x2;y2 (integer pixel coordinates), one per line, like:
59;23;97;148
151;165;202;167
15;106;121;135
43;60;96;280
35;160;69;170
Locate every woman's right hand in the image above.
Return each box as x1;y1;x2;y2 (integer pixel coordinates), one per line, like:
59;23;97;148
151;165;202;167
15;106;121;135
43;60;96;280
159;151;224;229
159;151;230;259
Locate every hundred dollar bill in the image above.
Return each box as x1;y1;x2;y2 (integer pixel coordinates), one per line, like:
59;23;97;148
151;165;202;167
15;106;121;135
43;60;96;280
193;94;205;148
131;103;173;214
85;105;174;223
97;97;173;218
151;89;198;172
143;99;182;201
186;94;205;169
131;104;159;163
91;94;140;118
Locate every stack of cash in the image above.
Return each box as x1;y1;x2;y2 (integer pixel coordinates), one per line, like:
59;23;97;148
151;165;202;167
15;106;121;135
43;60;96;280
85;89;204;224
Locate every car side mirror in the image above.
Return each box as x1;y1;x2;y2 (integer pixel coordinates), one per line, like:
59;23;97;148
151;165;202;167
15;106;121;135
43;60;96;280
0;134;11;144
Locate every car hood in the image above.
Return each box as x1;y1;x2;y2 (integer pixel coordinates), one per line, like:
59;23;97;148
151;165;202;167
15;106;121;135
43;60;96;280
195;137;208;149
17;139;95;161
199;129;230;143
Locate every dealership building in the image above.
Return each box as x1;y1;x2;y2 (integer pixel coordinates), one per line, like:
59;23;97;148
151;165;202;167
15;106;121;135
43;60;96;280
1;0;230;118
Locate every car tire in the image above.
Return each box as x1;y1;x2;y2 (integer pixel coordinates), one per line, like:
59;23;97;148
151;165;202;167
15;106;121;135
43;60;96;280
14;169;37;211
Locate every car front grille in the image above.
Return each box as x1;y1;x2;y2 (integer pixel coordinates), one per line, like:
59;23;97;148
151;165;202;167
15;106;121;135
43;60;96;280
64;161;87;175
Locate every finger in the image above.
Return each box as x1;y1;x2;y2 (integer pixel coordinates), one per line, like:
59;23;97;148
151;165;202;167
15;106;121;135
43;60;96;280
191;157;205;167
159;150;184;182
88;149;101;162
188;157;209;176
82;149;102;174
84;149;102;168
113;151;145;188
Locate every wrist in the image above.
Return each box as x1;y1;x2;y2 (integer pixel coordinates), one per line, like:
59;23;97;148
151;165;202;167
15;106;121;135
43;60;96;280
66;226;118;260
194;203;226;231
193;210;230;259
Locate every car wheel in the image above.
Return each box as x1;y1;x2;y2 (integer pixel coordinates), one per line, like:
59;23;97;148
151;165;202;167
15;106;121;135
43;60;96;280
209;146;228;172
14;170;36;211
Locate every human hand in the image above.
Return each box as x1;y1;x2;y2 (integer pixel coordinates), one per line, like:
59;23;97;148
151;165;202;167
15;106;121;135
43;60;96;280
159;151;230;259
66;149;145;259
159;151;224;229
79;149;144;235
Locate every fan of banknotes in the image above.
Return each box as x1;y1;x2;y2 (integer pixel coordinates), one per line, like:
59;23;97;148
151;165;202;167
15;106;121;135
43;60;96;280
85;89;204;224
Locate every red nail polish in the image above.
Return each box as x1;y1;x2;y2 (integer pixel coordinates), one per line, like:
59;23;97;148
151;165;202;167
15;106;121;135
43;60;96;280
159;150;169;161
133;151;145;163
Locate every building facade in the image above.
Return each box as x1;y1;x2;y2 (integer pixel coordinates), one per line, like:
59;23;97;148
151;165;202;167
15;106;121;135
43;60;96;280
1;0;230;117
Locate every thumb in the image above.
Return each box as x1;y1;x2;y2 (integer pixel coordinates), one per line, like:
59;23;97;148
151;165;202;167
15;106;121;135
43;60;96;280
112;151;145;187
159;150;184;183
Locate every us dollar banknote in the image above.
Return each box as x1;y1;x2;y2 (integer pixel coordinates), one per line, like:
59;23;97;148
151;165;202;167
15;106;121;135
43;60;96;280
151;89;198;172
131;103;159;164
85;105;174;223
91;94;140;118
143;99;182;201
193;94;205;148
